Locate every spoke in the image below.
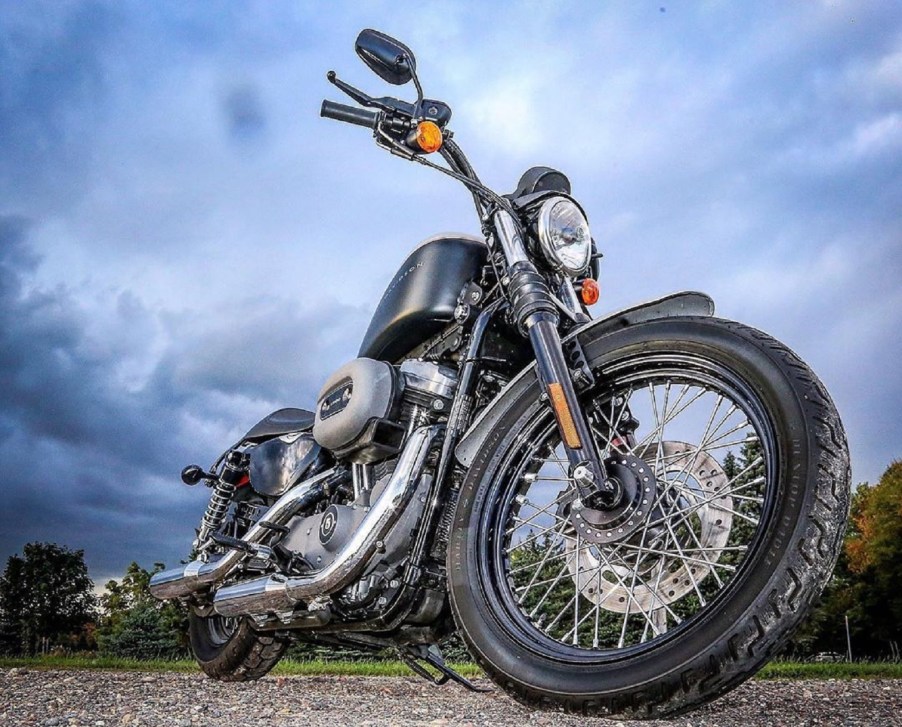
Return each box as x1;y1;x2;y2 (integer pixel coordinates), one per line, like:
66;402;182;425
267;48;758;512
507;518;568;554
666;480;764;530
516;534;576;603
641;562;669;642
546;563;605;638
507;490;572;535
592;568;602;647
632;386;708;451
703;419;752;450
573;533;580;644
730;492;764;505
646;465;764;534
528;561;572;619
596;547;680;636
615;541;737;571
508;535;601;575
653;393;725;511
647;381;670;479
660;519;709;604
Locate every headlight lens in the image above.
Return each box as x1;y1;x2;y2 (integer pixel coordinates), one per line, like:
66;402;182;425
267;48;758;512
536;197;591;275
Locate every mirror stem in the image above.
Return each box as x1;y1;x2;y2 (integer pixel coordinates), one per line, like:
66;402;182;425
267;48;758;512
403;55;424;105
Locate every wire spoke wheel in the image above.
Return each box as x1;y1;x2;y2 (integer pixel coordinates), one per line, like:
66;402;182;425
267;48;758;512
497;360;770;653
448;318;850;718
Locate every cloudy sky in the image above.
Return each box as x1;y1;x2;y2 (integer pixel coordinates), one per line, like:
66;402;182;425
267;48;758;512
1;1;900;585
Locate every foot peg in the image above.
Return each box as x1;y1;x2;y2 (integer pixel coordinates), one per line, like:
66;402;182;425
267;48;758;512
209;532;255;553
399;645;491;693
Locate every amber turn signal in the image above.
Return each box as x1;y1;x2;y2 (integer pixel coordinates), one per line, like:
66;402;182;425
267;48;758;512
415;120;443;153
580;278;600;306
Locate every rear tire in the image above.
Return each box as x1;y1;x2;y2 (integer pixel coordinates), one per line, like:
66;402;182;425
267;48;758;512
447;317;850;719
188;612;287;681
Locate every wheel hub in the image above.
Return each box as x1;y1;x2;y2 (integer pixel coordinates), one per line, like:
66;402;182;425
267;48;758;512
567;454;656;544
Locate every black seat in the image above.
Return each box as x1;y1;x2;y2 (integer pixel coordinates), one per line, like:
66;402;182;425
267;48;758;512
242;407;315;443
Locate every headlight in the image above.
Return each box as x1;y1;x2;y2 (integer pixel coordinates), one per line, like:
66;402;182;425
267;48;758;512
536;197;591;276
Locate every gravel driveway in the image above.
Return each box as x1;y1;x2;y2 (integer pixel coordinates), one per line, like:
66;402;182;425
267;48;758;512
1;668;899;726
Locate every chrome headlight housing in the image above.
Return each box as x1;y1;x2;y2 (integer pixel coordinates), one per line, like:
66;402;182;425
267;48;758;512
536;197;592;276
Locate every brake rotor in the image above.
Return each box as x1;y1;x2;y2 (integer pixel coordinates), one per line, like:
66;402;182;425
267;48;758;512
564;441;733;614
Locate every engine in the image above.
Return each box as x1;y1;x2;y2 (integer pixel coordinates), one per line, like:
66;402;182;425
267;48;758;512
267;358;457;608
312;358;457;462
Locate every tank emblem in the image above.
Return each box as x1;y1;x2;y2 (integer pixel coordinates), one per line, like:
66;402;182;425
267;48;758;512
386;261;424;295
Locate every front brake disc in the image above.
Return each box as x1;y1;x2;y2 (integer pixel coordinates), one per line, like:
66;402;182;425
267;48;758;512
563;441;733;615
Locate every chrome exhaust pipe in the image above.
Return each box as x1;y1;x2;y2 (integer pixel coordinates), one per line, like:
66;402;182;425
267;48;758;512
148;468;333;601
212;424;441;618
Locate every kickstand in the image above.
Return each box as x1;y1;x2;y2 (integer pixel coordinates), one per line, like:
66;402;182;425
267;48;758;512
398;645;492;693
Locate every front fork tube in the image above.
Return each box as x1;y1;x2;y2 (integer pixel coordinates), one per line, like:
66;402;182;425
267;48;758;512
491;208;617;507
527;314;617;507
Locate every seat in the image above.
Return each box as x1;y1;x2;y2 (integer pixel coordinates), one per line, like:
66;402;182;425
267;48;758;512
242;407;315;443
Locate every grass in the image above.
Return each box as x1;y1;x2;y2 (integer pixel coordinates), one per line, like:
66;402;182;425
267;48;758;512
0;655;482;678
756;660;902;680
1;656;900;680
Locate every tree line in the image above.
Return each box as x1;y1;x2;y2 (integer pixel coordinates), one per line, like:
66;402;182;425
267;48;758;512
1;457;900;661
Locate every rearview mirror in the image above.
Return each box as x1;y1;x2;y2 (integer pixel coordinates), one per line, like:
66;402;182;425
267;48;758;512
355;29;416;86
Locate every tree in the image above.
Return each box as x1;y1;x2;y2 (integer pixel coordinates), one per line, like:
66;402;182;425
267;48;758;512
97;562;187;660
786;460;902;659
0;542;96;655
842;461;902;656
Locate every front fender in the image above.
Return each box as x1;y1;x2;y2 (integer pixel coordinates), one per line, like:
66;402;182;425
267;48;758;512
454;291;715;468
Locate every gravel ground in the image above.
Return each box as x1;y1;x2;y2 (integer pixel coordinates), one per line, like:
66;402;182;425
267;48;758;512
1;668;900;727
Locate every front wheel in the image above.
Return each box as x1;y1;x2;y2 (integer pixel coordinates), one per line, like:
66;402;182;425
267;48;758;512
447;317;849;719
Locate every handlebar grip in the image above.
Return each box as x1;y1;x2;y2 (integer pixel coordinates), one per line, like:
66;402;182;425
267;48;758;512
320;100;378;128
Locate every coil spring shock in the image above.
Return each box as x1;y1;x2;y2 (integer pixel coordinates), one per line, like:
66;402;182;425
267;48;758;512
195;450;249;550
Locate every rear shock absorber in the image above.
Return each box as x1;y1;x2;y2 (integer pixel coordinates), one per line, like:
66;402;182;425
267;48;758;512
195;450;249;551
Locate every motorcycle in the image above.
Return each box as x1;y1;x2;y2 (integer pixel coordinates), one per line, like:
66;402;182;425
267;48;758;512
150;29;850;718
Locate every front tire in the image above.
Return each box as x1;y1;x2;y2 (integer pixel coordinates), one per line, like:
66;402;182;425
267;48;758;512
188;612;287;681
447;317;849;719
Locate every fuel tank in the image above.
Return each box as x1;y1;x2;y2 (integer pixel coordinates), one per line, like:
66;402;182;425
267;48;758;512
358;234;488;362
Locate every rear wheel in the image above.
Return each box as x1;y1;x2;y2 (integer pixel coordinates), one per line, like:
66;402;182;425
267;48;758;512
188;612;287;681
447;317;849;719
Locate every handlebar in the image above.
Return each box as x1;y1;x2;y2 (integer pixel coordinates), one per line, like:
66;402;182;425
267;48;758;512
321;100;379;128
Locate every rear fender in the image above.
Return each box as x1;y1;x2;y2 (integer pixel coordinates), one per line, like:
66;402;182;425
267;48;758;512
454;291;715;467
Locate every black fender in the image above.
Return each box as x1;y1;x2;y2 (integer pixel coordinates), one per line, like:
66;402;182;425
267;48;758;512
454;291;715;467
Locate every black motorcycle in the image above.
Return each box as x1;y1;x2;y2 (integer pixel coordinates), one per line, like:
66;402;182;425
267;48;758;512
150;29;850;718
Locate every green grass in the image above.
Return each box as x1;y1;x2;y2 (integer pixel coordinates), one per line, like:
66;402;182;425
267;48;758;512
1;655;899;680
756;660;902;680
0;655;482;678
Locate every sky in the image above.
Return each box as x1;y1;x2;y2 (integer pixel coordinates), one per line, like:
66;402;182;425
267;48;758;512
1;1;900;586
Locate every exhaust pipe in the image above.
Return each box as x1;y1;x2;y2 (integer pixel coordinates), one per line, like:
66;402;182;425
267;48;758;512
212;424;441;618
149;469;332;601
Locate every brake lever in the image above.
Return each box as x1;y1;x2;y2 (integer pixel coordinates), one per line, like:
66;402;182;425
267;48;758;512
326;71;395;113
327;71;416;117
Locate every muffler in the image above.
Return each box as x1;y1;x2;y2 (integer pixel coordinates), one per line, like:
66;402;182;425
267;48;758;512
148;469;331;600
212;424;441;618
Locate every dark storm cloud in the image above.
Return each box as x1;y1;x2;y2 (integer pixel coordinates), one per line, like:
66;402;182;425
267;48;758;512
0;218;367;579
0;3;119;205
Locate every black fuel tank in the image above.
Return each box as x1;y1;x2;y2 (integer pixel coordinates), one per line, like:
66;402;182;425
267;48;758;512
359;235;487;362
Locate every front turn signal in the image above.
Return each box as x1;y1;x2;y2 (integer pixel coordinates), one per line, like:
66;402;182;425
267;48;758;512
580;278;600;306
415;120;443;153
